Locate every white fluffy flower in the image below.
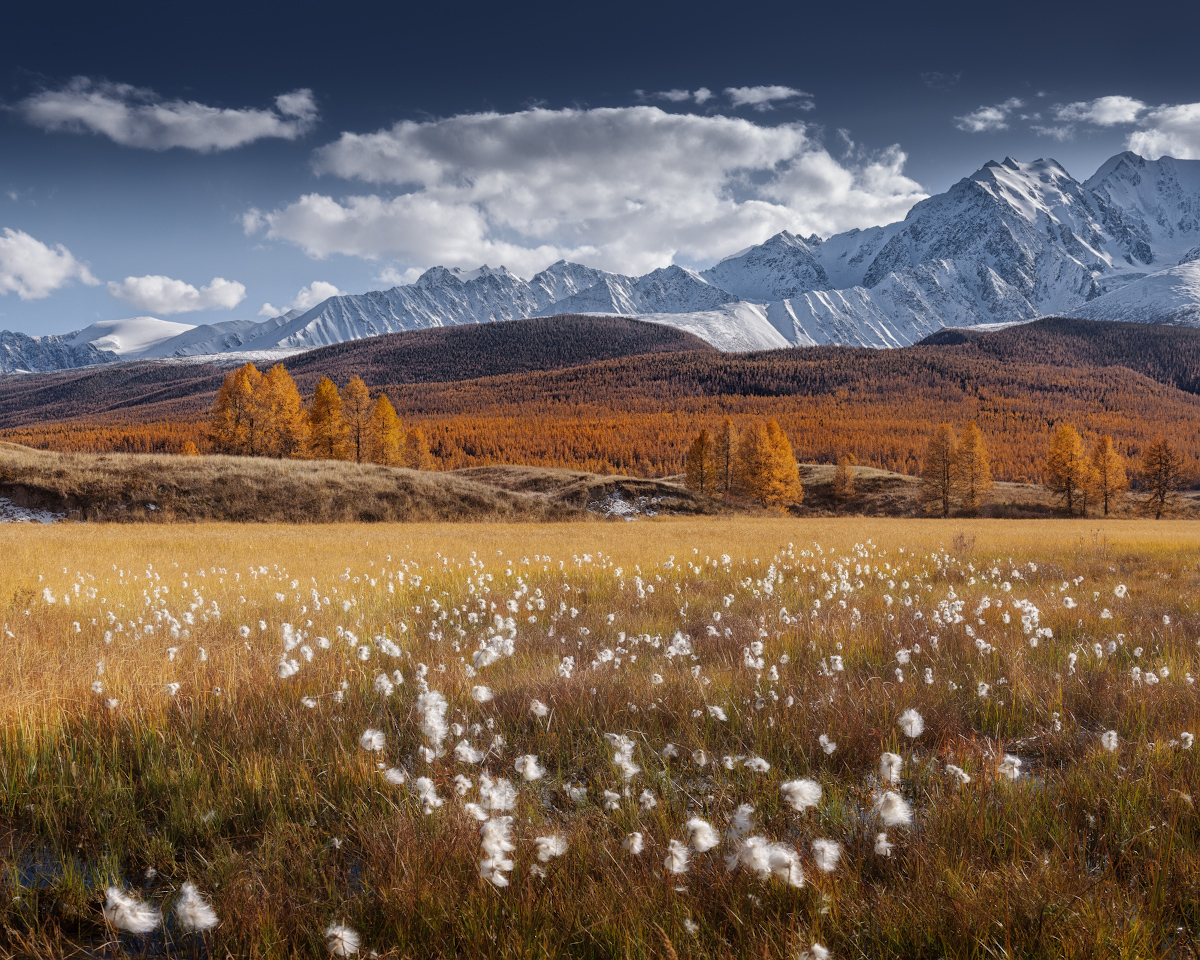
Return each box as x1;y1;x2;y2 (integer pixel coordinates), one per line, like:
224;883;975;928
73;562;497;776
874;832;894;856
879;752;902;784
744;756;770;772
529;699;550;718
687;818;720;852
811;838;841;873
533;835;568;862
1101;730;1119;752
780;778;822;812
103;886;160;934
725;836;804;887
875;790;913;827
898;708;924;738
945;764;971;785
997;754;1022;780
471;685;494;703
324;923;361;957
818;734;837;755
359;728;386;752
665;838;690;874
383;767;406;786
514;754;545;781
174;882;218;932
479;816;516;887
622;832;645;855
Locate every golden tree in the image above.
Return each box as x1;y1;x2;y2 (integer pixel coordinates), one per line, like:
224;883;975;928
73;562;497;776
341;375;373;463
1140;435;1188;519
1089;435;1127;516
404;427;433;470
309;376;349;460
954;421;993;514
735;419;801;508
179;440;200;456
918;424;957;517
714;418;737;497
368;393;403;466
832;453;856;505
259;364;310;458
209;363;264;455
684;428;718;495
1044;423;1088;514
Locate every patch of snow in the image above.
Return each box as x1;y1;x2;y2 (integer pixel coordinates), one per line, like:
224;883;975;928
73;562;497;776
0;498;64;524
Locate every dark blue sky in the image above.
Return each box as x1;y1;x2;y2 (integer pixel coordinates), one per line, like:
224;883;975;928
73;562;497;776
3;0;1199;334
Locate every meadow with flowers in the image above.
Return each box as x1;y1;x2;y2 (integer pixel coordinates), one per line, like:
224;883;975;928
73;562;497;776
2;517;1199;958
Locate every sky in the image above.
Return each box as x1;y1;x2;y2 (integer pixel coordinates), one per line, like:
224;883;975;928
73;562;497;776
3;0;1200;336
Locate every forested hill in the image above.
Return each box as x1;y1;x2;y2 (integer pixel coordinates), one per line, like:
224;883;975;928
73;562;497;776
283;315;715;386
919;317;1200;394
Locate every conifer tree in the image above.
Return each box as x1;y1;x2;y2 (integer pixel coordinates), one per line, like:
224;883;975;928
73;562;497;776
309;376;349;460
1089;435;1127;516
404;427;433;470
209;363;264;455
341;375;373;463
1044;424;1088;514
832;453;856;506
684;428;718;495
954;421;993;514
735;419;801;508
368;393;403;466
918;424;957;517
714;418;737;497
1140;435;1188;519
260;364;310;458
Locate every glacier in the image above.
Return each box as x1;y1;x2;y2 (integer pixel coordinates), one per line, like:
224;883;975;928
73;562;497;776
5;150;1200;372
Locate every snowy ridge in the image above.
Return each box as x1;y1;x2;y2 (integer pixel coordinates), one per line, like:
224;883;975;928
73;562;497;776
7;150;1200;370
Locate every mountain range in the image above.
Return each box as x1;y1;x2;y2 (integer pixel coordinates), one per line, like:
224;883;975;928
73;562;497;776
4;150;1200;374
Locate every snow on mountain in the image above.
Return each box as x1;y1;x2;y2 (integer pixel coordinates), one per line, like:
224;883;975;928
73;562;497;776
701;231;830;299
63;317;197;356
0;331;117;375
1068;261;1200;326
9;150;1200;370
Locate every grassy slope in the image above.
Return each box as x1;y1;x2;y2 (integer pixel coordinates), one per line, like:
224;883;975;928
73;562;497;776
1;520;1198;958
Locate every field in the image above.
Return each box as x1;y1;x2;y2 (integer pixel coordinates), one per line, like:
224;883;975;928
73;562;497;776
3;518;1200;958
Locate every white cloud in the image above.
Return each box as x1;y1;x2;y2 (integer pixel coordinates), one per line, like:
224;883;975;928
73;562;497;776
20;79;317;152
107;275;246;314
245;106;926;278
652;88;714;105
725;86;813;111
258;280;346;317
954;98;1024;133
0;228;98;299
374;266;422;287
1055;95;1145;126
694;87;713;104
1127;102;1200;160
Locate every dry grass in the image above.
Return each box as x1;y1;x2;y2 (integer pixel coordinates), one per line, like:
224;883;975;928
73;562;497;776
2;519;1199;958
0;442;713;523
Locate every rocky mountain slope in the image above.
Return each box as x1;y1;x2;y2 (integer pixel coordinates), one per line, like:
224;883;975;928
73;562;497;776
6;151;1200;372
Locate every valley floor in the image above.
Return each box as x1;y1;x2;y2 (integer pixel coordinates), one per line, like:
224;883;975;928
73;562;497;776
2;520;1198;958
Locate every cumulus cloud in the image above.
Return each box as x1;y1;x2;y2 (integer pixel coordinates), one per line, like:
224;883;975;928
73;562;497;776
107;275;246;314
245;106;925;278
0;228;98;299
651;88;713;105
20;79;318;151
1126;103;1200;160
258;279;345;317
954;98;1024;132
725;86;813;111
1055;95;1145;126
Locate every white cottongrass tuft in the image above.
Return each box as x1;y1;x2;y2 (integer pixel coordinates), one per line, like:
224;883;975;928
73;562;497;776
997;754;1022;780
1183;732;1195;749
726;803;755;842
687;818;720;852
605;733;642;780
879;752;902;784
639;789;658;810
603;789;621;811
479;774;518;812
414;777;443;814
454;740;487;763
103;886;160;934
811;838;842;873
707;705;728;721
533;835;568;862
383;767;406;786
564;784;587;803
622;832;645;855
875;790;913;827
945;764;971;785
324;922;361;956
416;690;449;756
665;838;690;874
479;816;516;886
174;882;218;932
874;832;894;856
453;774;473;795
1101;730;1119;752
359;728;386;752
780;778;822;812
799;944;830;960
744;756;770;772
464;803;490;821
725;837;804;887
661;742;680;760
529;699;550;718
819;734;837;755
898;708;925;738
471;685;494;703
514;754;545;781
692;749;708;767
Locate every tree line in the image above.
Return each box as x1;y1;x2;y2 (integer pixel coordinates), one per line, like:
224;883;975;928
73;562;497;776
208;363;433;468
684;418;802;508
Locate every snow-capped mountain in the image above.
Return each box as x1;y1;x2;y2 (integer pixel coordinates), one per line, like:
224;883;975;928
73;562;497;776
7;149;1200;372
